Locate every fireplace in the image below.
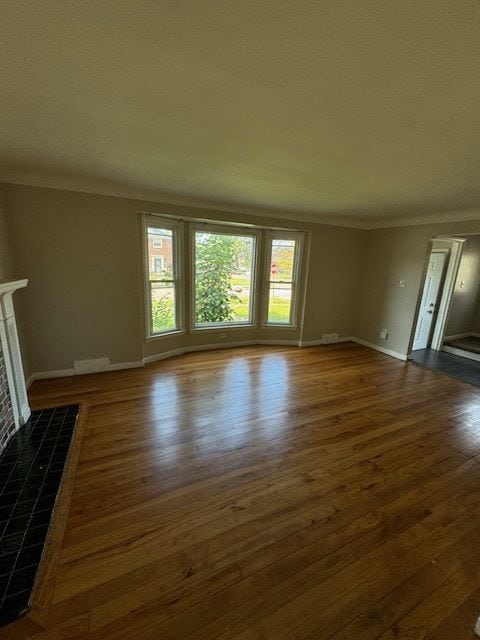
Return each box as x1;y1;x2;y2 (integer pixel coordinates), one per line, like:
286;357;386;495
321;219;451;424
0;341;15;452
0;279;30;455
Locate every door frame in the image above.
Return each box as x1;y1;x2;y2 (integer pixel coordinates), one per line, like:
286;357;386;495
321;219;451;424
408;237;465;355
411;249;448;351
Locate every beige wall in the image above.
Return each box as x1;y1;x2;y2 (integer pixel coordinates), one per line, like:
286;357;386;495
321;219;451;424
4;185;144;374
6;181;480;374
445;235;480;337
0;186;12;280
474;300;480;335
4;184;364;374
302;225;365;343
355;220;480;356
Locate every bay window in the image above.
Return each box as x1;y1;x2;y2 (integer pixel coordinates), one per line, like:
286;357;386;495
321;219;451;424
143;215;305;337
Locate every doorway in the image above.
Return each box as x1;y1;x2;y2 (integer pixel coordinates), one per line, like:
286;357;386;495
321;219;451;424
412;250;448;351
410;237;465;355
409;235;480;387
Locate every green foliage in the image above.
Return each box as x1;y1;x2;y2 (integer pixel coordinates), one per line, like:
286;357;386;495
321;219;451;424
195;234;240;324
230;293;291;324
152;297;175;332
267;296;291;323
274;247;294;277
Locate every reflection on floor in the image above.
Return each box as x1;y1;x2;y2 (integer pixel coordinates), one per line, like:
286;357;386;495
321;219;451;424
411;348;480;387
8;343;480;638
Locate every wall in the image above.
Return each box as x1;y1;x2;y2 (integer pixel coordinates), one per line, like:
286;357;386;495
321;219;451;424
355;220;480;357
445;235;480;337
302;225;365;343
0;187;12;280
6;182;480;372
4;184;365;375
4;185;144;374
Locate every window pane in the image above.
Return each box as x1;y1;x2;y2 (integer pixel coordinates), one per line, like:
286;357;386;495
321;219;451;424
270;239;296;282
267;282;292;324
195;232;255;325
151;282;176;333
147;227;173;280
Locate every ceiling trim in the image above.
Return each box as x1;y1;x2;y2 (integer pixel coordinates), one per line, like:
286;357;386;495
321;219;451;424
364;208;480;230
0;177;365;229
3;177;480;232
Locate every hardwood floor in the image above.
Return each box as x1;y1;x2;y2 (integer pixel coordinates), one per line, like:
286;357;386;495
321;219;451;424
6;342;480;639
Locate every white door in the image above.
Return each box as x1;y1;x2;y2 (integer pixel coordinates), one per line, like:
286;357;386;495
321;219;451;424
413;252;447;350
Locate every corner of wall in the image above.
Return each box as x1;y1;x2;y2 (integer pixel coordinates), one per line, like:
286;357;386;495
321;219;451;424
0;184;13;281
0;185;32;380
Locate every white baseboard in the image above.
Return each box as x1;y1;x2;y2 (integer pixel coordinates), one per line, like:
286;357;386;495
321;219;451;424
26;336;409;384
184;340;259;353
27;360;144;386
444;333;472;341
444;332;480;341
350;337;408;362
143;340;282;364
30;368;75;382
299;336;353;347
257;339;299;346
108;361;144;371
143;348;187;364
145;337;353;363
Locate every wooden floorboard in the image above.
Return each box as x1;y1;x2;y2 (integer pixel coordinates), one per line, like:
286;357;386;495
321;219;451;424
4;342;480;639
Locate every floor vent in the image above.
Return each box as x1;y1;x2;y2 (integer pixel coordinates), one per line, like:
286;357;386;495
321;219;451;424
73;358;110;375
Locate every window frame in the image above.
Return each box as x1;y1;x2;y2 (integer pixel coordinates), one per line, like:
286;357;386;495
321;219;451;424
190;223;260;330
263;231;303;328
143;216;184;338
142;213;307;339
152;256;165;273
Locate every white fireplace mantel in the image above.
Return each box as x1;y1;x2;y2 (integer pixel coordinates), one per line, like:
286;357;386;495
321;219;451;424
0;278;31;428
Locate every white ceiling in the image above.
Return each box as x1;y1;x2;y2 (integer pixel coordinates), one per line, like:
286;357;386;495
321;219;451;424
1;1;480;227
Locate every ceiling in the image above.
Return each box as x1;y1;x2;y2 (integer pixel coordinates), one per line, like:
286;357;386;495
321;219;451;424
1;1;480;227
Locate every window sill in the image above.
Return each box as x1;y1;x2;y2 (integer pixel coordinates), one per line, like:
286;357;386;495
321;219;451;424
191;323;256;332
262;323;298;329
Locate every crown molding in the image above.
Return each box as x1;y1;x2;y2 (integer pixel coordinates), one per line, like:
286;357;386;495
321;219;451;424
3;176;480;231
363;208;480;229
0;177;365;229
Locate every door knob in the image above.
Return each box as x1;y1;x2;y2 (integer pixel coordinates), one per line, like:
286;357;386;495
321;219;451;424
427;310;433;314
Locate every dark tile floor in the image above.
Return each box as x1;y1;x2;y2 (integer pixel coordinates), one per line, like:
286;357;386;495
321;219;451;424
411;348;480;387
0;405;79;626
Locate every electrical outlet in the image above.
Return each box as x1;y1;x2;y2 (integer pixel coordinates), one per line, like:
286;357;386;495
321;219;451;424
380;329;388;340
